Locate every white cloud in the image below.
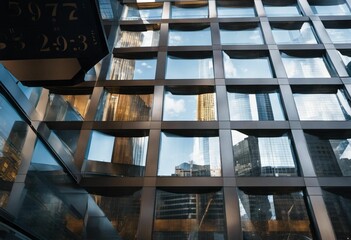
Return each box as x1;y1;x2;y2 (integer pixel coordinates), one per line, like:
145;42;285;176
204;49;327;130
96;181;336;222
164;95;185;116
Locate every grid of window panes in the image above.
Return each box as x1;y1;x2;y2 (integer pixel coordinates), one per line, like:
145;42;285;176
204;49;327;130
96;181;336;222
3;0;351;239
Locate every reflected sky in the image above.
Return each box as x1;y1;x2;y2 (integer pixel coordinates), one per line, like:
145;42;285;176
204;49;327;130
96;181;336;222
163;93;197;120
116;30;159;48
169;28;211;46
123;6;162;20
158;133;221;176
171;6;208;19
311;3;351;16
166;57;214;79
326;28;351;43
223;52;273;78
220;27;263;45
217;6;255;17
272;23;317;44
264;5;301;16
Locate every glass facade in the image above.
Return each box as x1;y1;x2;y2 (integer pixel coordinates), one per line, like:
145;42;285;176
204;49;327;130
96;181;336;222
2;0;351;238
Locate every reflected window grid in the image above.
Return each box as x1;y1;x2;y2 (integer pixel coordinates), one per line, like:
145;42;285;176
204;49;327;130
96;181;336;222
281;53;332;78
228;91;285;121
294;90;351;120
232;131;298;177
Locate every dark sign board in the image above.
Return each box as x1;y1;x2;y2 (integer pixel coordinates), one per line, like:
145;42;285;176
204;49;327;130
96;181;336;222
0;0;109;84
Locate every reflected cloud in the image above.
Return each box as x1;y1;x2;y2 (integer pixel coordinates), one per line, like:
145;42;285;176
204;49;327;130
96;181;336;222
164;95;186;116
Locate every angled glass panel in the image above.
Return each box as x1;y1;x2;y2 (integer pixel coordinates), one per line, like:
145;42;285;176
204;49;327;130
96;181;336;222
44;94;91;121
309;0;351;16
115;28;160;48
294;90;351;120
281;52;333;78
322;189;351;239
271;22;318;44
305;133;351;176
220;23;264;45
99;0;113;19
110;57;157;80
91;190;142;239
338;50;351;76
223;51;273;78
163;88;217;121
232;131;298;177
166;55;214;79
263;1;302;16
153;189;226;239
86;131;148;177
168;26;211;46
324;21;351;43
227;89;285;121
171;4;208;19
158;132;221;177
238;189;313;239
217;1;256;17
95;90;153;121
121;4;163;20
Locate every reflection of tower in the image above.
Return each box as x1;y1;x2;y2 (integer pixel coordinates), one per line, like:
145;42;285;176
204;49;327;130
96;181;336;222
111;137;147;166
231;93;252;120
103;93;152;121
305;134;342;176
256;93;274;120
197;93;215;121
233;136;261;176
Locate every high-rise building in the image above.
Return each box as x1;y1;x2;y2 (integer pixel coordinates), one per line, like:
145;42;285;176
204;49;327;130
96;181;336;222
1;0;351;239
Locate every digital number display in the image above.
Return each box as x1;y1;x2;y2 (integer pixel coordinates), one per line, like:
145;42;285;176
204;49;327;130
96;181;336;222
0;0;108;71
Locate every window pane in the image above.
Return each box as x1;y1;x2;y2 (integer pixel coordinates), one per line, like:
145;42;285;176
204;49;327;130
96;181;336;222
310;0;351;16
228;91;285;121
264;4;302;16
91;191;142;239
232;131;298;177
281;53;332;78
325;26;351;43
305;133;351;176
115;29;160;48
272;22;318;44
169;27;211;46
96;91;153;121
171;5;208;19
122;5;162;20
44;94;91;121
166;56;214;79
220;24;264;45
217;6;255;17
110;57;157;80
293;90;351;120
322;189;351;239
86;131;148;177
163;90;217;121
153;189;226;239
223;52;273;78
338;51;351;76
238;189;313;239
158;133;221;177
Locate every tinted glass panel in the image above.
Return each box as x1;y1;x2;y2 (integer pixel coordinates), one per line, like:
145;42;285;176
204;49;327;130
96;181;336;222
310;0;351;16
238;189;313;239
232;131;298;177
158;132;221;177
95;91;153;121
217;6;255;17
306;133;351;176
171;5;208;19
169;27;211;46
220;25;263;45
264;4;302;16
153;189;226;239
